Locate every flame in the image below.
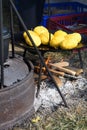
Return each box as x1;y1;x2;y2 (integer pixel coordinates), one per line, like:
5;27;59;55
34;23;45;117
34;56;50;74
43;56;50;73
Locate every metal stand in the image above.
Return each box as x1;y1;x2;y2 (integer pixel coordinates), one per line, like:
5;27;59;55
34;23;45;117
0;0;4;88
78;49;83;69
9;0;68;107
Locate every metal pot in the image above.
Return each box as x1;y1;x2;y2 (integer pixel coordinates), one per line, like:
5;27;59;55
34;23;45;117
0;27;10;64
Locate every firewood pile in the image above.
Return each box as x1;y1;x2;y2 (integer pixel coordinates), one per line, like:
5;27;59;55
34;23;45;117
34;57;83;87
33;55;87;113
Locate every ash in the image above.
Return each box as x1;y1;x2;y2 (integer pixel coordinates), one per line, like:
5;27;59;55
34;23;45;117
34;76;87;112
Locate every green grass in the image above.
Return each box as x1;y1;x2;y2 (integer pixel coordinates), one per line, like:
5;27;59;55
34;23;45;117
13;109;87;130
22;102;87;130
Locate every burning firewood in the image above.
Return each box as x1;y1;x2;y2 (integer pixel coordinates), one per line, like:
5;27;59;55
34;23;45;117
42;56;51;72
52;75;63;87
34;57;83;84
49;68;80;79
34;73;48;83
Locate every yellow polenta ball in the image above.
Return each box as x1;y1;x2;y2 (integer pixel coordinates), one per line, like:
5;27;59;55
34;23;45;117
34;26;49;35
60;37;79;50
54;30;67;37
65;33;81;43
50;35;65;48
23;31;27;38
60;32;82;50
71;33;81;43
40;32;54;45
23;30;41;47
39;33;49;45
50;33;54;41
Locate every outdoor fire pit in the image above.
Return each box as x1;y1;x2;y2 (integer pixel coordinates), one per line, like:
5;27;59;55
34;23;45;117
0;55;35;130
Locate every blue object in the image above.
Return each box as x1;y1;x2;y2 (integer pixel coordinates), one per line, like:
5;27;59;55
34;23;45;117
41;2;87;27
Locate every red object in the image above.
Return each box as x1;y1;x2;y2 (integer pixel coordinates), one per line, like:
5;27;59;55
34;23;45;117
47;12;87;35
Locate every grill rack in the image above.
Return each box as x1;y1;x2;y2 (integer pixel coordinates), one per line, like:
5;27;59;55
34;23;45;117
14;29;87;70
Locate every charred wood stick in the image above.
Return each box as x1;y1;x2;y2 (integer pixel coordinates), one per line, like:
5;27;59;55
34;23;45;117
49;69;79;80
35;75;48;84
49;68;65;76
51;61;69;67
52;75;63;87
34;66;46;73
35;66;77;79
63;66;83;76
35;66;65;77
34;66;63;86
75;69;83;76
34;73;47;80
49;63;76;76
34;66;80;79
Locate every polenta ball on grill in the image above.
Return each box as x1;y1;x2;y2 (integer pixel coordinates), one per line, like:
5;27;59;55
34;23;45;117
49;30;67;48
33;25;49;35
23;30;41;47
65;33;81;43
54;30;68;37
60;33;82;50
39;32;54;45
60;38;78;50
50;35;65;48
34;25;53;45
70;33;81;43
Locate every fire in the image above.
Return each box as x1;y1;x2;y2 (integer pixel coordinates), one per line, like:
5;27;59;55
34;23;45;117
34;56;50;74
43;56;50;73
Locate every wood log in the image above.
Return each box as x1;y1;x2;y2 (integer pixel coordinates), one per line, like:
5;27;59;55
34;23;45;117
49;68;65;76
34;73;48;84
50;61;69;67
34;66;46;72
63;66;83;76
52;75;63;87
49;63;76;76
49;69;79;79
75;69;83;76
